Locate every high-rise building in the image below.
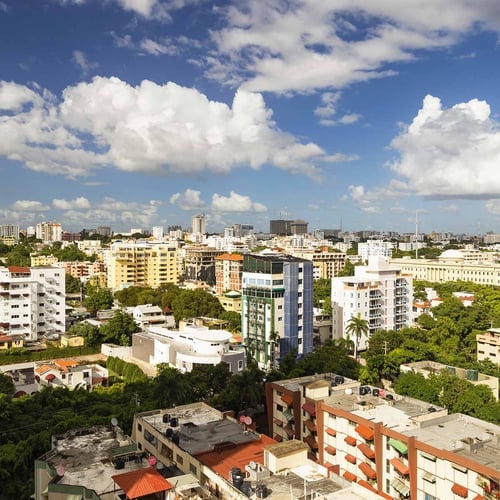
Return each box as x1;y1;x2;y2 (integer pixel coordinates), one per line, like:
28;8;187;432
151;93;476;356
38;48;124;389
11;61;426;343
152;226;164;240
290;219;308;235
331;257;413;352
0;224;20;243
0;265;65;341
191;214;206;235
106;242;179;291
242;253;313;370
96;226;111;237
36;222;62;243
269;219;292;235
215;253;244;295
357;240;395;261
183;246;222;286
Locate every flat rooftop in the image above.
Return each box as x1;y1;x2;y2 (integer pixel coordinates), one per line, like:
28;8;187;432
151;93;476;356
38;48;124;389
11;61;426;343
39;426;146;496
141;403;262;455
401;413;500;472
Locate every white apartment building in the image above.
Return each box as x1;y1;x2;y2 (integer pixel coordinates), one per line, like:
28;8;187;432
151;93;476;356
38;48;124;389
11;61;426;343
0;266;65;341
35;222;62;243
152;225;164;240
191;213;206;235
0;224;19;245
331;257;413;351
358;240;395;262
105;241;179;291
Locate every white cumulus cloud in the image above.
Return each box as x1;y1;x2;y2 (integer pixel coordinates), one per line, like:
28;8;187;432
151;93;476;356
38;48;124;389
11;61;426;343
390;94;500;197
0;81;42;111
52;197;91;209
11;200;50;211
170;189;206;210
211;191;267;213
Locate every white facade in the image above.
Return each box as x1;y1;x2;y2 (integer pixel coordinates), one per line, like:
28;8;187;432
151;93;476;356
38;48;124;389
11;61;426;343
0;266;65;341
35;222;62;243
130;304;167;328
152;226;164;240
358;240;395;261
331;257;413;351
133;324;246;373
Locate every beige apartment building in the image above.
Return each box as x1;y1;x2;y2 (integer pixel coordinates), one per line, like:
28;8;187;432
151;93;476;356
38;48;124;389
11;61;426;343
289;248;347;279
215;253;243;294
106;241;179;291
477;328;500;365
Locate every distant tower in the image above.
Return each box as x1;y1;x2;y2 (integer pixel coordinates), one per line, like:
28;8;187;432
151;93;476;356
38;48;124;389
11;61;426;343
191;214;206;235
152;226;164;240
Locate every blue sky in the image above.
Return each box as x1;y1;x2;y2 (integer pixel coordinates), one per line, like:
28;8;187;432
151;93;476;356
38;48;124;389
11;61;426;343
2;1;500;234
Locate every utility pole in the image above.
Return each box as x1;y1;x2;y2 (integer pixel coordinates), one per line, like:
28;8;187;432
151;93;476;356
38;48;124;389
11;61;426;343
383;340;389;356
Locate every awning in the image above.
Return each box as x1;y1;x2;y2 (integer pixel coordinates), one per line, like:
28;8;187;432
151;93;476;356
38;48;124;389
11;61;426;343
388;438;408;455
343;471;357;482
344;435;357;446
391;478;410;497
274;434;283;442
358;442;375;460
391;457;409;475
281;392;293;406
358;479;377;493
273;418;283;426
304;435;318;450
422;472;436;483
325;445;336;455
359;462;377;480
304;419;317;432
284;424;295;437
452;483;468;498
282;408;294;422
326;428;336;437
302;402;316;416
473;495;484;500
355;425;374;441
45;373;56;381
345;453;357;464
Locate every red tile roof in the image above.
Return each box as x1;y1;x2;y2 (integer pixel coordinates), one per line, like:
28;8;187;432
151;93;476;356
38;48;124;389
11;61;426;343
196;435;276;481
216;253;244;261
7;266;30;274
112;467;173;498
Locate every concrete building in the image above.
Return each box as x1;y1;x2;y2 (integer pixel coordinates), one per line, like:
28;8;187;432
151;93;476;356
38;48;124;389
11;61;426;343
218;290;242;313
152;225;164;240
30;254;59;267
0;266;65;341
390;249;500;285
242;253;314;371
55;260;106;280
106;241;179;291
130;303;167;328
358;240;395;262
215;253;244;295
132;402;364;500
270;219;292;235
290;219;308;235
266;373;500;500
191;213;206;235
132;324;246;373
35;221;62;243
477;328;500;365
289;248;347;279
331;257;413;352
183;245;222;286
34;425;174;500
0;224;19;244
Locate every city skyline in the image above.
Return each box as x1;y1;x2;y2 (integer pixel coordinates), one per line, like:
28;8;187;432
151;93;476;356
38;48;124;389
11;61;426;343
1;1;500;234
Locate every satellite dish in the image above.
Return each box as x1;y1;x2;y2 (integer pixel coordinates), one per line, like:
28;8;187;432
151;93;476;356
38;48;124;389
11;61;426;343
244;416;252;426
111;417;118;427
249;461;256;470
56;465;65;477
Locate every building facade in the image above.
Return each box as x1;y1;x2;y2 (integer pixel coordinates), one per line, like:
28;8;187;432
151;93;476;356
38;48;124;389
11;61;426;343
267;373;500;500
35;222;62;243
242;253;313;370
0;266;65;341
215;253;244;295
477;328;500;365
183;246;222;286
106;241;179;290
358;240;395;262
331;257;413;351
191;213;206;235
0;224;19;244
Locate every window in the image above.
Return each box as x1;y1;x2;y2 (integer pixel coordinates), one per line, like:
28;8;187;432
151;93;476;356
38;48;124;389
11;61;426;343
138;423;142;432
176;454;183;465
386;459;390;473
189;463;197;475
277;404;283;412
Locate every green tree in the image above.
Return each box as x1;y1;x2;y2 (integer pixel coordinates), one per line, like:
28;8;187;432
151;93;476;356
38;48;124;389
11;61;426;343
154;365;190;407
65;273;82;294
345;314;369;360
219;311;242;332
0;373;15;397
68;321;101;347
100;310;139;346
337;259;355;277
83;286;114;316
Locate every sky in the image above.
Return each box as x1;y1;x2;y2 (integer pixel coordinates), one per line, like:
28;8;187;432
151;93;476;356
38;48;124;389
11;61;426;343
2;1;500;235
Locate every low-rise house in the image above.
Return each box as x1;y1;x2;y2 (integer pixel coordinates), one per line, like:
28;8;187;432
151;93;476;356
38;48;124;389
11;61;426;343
34;358;108;391
0;333;24;350
130;303;167;328
477;328;500;365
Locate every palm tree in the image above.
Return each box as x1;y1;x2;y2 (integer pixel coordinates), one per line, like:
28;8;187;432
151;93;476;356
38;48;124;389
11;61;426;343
345;314;369;360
